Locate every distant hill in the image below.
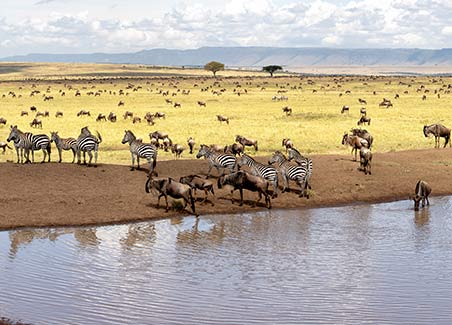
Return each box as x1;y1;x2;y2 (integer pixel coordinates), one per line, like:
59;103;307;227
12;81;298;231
2;47;452;68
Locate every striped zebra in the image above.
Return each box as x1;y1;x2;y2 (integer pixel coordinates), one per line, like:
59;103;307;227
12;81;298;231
268;151;310;198
238;153;279;197
76;126;102;167
7;125;51;163
7;125;31;163
287;148;313;192
50;131;77;163
121;130;158;173
196;144;237;178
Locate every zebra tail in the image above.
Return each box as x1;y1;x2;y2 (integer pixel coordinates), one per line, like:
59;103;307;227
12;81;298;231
96;131;103;144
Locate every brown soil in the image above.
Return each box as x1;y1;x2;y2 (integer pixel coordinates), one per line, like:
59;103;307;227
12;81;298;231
1;148;452;231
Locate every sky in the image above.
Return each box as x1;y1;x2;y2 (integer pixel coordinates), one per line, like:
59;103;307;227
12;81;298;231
1;0;452;57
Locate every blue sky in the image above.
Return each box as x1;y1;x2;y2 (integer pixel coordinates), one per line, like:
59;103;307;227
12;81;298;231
0;0;451;57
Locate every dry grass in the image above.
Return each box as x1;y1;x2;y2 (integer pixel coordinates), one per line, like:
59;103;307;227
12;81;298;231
0;62;451;165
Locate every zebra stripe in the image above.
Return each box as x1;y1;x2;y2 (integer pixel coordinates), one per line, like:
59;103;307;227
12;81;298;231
196;145;236;178
122;130;158;172
76;127;102;166
269;151;309;198
26;133;51;163
238;153;279;196
287;148;313;190
51;132;77;163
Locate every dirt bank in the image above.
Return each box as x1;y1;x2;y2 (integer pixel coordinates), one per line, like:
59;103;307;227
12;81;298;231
1;148;452;230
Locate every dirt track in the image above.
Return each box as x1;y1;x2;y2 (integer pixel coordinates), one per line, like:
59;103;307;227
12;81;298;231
1;148;452;230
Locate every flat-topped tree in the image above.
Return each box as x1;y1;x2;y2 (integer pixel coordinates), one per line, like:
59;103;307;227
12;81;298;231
204;61;224;77
263;65;283;77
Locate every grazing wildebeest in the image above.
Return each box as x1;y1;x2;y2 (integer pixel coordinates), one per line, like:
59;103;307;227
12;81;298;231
123;111;133;119
235;135;258;151
55;111;63;118
173;102;181;108
180;175;215;205
0;117;7;125
423;123;451;148
0;141;12;153
150;130;169;141
217;171;271;209
30;118;42;128
379;99;393;108
77;110;91;117
96;114;107;122
132;117;141;124
145;176;197;215
422;95;427;100
21;111;29;116
107;112;117;122
359;147;372;175
197;101;206;107
224;143;244;156
154;112;166;119
171;144;184;158
187;137;195;154
217;115;229;124
282;106;292;116
165;98;172;104
341;105;350;114
360;107;367;116
351;128;373;149
341;133;369;161
282;138;293;152
118;100;125;107
30;106;37;112
412;180;431;211
357;115;371;126
35;111;49;118
358;98;367;105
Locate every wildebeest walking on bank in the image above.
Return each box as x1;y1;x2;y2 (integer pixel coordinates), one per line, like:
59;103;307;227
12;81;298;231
121;130;158;173
179;175;215;205
412;180;431;211
238;153;279;197
342;133;369;161
423;123;451;148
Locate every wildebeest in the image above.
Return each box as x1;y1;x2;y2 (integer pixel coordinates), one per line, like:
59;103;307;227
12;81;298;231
77;110;91;117
235;135;258;151
187;137;195;154
197;101;206;107
107;112;117;122
412;180;431;211
217;171;271;209
30;118;42;128
423;123;451;148
162;137;173;152
179;175;215;205
145;176;197;215
358;98;367;105
360;107;367;116
173;102;181;108
342;133;369;161
171;144;184;158
132;117;141;124
341;105;350;114
150;130;169;141
118;100;125;107
217;115;229;124
0;141;12;153
351;128;373;149
224;143;244;156
30;106;37;112
359;147;372;175
282;106;292;116
0;117;7;125
282;138;293;152
357;115;371;126
96;114;107;122
35;111;49;118
379;98;393;108
123;111;133;119
21;111;29;116
55;111;63;118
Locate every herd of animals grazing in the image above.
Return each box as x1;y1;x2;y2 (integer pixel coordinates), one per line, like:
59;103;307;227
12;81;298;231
1;74;451;214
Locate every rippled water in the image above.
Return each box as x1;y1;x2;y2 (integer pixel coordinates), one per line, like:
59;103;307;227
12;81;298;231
1;197;452;324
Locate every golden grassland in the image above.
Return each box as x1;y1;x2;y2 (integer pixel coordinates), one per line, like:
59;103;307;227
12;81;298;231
0;62;451;165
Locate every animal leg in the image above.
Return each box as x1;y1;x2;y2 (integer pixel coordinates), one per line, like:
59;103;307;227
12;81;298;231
87;151;93;166
130;152;135;171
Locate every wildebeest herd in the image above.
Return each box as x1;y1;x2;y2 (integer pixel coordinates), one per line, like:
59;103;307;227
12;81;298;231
1;74;451;214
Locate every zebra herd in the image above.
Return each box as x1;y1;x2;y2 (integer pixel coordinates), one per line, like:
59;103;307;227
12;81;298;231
6;125;102;166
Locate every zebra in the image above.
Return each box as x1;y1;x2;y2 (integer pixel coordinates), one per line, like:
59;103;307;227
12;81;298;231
121;130;158;173
238;153;279;197
7;125;31;163
76;126;102;167
287;148;313;192
50;131;77;163
7;125;51;163
196;144;237;178
269;151;310;198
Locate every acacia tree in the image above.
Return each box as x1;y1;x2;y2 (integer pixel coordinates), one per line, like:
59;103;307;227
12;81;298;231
263;65;283;77
204;61;224;77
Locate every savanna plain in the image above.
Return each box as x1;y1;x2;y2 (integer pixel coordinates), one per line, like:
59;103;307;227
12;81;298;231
1;62;452;231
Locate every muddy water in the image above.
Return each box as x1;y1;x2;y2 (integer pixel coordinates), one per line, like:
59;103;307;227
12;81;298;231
1;197;452;325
